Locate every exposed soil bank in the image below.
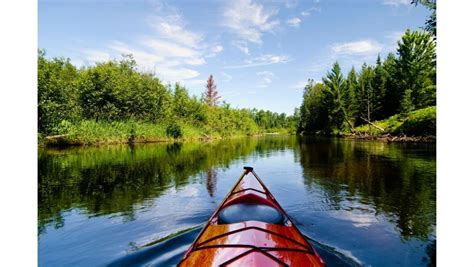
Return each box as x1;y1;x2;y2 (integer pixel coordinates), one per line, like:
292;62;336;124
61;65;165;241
344;133;436;143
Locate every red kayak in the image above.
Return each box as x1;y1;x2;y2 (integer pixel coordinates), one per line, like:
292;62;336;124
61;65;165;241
178;167;326;266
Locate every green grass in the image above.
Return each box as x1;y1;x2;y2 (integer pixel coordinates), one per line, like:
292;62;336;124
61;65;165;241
354;106;436;136
42;118;267;146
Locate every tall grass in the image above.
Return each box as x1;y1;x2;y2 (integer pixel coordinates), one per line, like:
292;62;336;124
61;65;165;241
354;106;436;136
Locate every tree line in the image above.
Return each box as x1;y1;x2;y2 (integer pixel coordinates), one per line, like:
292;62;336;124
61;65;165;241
38;51;295;138
297;29;436;135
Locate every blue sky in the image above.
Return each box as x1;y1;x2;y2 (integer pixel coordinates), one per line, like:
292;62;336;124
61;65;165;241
39;0;429;114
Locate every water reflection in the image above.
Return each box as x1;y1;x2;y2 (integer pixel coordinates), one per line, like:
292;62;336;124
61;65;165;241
298;137;436;240
38;136;435;266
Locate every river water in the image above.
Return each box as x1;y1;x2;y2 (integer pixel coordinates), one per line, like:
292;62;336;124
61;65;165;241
38;136;436;266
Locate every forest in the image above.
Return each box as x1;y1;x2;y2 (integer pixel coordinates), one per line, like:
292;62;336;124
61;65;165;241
297;29;436;137
297;0;436;137
38;51;296;145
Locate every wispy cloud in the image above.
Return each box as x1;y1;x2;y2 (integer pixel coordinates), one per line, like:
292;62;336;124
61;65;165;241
284;0;298;8
382;0;411;6
384;31;404;49
81;49;111;64
222;0;279;44
220;72;233;82
149;14;203;48
206;45;224;57
300;11;310;17
232;41;250;55
331;40;383;56
256;71;275;88
75;4;226;84
287;17;302;27
225;54;290;69
290;80;309;89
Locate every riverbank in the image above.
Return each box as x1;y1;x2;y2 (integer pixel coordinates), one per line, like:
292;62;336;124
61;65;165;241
343;106;436;143
39;119;292;147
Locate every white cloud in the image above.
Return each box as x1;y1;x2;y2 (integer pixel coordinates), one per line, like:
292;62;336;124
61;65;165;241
300;11;310;17
226;54;290;68
256;71;275;88
232;41;250;55
149;14;203;48
223;0;279;43
212;45;223;54
383;0;411;6
331;40;383;56
284;0;297;8
82;50;111;63
385;31;404;42
74;7;219;84
220;72;233;82
384;31;405;50
142;38;201;59
287;17;302;27
290;80;309;89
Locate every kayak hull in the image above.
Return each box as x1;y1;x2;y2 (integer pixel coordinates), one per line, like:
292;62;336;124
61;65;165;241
179;167;325;267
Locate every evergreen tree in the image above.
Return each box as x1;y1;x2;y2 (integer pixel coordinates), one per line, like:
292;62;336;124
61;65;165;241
400;89;415;116
299;80;329;133
356;64;375;124
396;29;436;109
412;0;436;38
382;53;400;117
373;54;388;120
322;62;349;132
345;67;358;121
204;75;221;107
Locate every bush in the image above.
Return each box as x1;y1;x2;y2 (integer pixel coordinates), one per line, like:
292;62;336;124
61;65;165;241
395;106;436;136
166;123;183;139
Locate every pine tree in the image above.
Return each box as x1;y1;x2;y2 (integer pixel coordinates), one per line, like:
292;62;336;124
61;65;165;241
204;75;221;107
373;54;388;120
400;89;415;116
396;30;436;109
322;62;351;132
356;63;375;125
382;53;400;117
345;67;358;121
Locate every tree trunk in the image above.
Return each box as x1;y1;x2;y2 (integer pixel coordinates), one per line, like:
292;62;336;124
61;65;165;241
360;116;385;133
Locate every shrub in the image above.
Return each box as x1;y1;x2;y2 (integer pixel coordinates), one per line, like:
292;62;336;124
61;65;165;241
166;123;183;139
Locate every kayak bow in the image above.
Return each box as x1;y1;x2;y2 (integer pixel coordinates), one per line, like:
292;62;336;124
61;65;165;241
178;167;325;266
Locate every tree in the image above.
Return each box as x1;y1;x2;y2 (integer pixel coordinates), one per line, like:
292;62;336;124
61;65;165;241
373;54;388;120
204;75;221;107
412;0;436;38
322;62;349;132
356;63;376;125
400;89;415;116
345;67;358;121
382;53;400;117
299;81;329;134
396;29;436;109
38;50;81;134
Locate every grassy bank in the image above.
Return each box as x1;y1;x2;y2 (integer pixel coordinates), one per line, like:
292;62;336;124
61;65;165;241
351;106;436;138
39;120;245;146
39;119;289;146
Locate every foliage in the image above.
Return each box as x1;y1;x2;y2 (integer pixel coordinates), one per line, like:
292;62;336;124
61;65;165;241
298;30;436;136
412;0;436;38
38;52;289;143
166;122;183;139
395;106;436;136
38;49;81;134
354;106;436;136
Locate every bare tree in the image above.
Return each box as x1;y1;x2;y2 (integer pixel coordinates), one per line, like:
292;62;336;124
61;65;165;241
204;75;221;107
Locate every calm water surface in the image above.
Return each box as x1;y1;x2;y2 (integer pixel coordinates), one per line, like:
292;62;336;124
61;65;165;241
38;136;436;266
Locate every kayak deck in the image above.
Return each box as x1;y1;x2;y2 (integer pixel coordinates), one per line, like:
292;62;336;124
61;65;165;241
178;167;325;266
